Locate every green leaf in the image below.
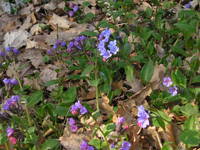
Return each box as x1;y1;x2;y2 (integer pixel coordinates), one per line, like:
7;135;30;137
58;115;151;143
191;75;200;84
141;60;154;83
125;65;134;82
89;139;102;149
104;123;116;136
82;13;95;22
44;80;59;87
89;79;100;87
81;30;98;37
63;87;77;103
41;139;59;150
81;64;94;77
171;69;187;88
54;106;69;116
27;91;43;107
180;129;200;146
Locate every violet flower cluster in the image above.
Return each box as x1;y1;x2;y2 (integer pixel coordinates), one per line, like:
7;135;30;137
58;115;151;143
80;140;94;150
6;127;17;145
184;1;192;9
68;2;79;17
3;78;18;86
97;28;119;60
137;105;150;129
0;47;20;57
3;95;20;111
66;35;86;52
120;141;131;150
70;100;88;115
68;118;78;132
47;40;67;55
162;77;178;96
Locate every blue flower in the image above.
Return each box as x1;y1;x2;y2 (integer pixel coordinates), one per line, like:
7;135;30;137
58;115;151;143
3;95;20;111
80;140;95;150
163;77;173;87
168;86;178;96
12;48;20;54
6;127;14;137
137;105;150;128
108;40;119;54
120;141;131;150
70;101;88;115
5;47;12;52
0;50;6;56
184;1;192;9
98;28;111;42
3;78;10;85
68;118;78;132
117;117;125;125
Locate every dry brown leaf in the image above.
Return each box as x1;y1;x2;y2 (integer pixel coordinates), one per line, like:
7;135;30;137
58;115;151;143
4;30;31;49
40;65;58;91
18;4;34;16
129;84;153;105
49;14;71;30
18;49;44;68
124;78;144;93
154;44;165;58
23;77;41;90
150;64;165;90
101;95;115;115
0;14;21;32
30;24;43;35
45;23;88;45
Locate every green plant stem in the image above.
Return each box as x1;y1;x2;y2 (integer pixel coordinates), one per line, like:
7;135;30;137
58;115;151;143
25;103;32;126
95;85;100;112
97;127;111;150
5;142;10;150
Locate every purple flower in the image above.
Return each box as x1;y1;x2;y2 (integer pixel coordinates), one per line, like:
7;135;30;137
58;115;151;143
11;95;20;102
137;105;150;128
73;5;79;12
61;41;66;47
117;117;125;125
68;118;78;132
0;50;6;56
68;11;74;17
108;40;119;55
68;118;76;126
6;127;14;137
163;77;173;87
80;106;88;115
12;48;20;54
98;28;111;42
47;49;54;55
168;86;178;96
80;140;95;150
5;47;11;52
3;97;19;111
110;143;115;149
10;78;18;85
120;141;131;150
70;125;78;132
3;78;10;85
70;101;88;115
184;1;192;9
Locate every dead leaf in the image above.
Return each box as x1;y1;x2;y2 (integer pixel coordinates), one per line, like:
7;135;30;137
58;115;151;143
40;65;58;91
101;95;115;115
129;84;153;105
4;30;31;49
150;64;165;90
30;24;43;35
49;14;71;30
44;1;57;10
18;4;34;16
45;23;88;45
18;49;44;68
23;77;41;90
124;78;144;93
139;2;152;11
154;44;165;58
